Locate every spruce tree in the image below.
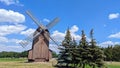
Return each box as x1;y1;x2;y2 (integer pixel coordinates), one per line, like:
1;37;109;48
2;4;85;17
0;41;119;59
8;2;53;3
89;29;98;68
57;28;72;67
70;38;78;68
79;30;89;68
89;29;105;68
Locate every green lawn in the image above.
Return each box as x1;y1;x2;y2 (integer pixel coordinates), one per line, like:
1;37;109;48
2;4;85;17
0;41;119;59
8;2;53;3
0;58;120;68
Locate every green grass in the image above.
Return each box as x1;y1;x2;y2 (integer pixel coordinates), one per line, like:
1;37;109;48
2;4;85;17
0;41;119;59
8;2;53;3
0;58;26;62
0;58;120;68
106;62;120;68
0;58;57;68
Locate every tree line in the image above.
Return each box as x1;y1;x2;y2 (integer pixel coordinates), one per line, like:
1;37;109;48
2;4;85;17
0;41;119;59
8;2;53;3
0;51;28;58
0;51;58;58
102;45;120;62
57;29;105;68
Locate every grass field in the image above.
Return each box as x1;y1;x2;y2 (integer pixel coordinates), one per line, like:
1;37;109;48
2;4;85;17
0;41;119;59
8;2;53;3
0;58;57;68
105;62;120;68
0;58;120;68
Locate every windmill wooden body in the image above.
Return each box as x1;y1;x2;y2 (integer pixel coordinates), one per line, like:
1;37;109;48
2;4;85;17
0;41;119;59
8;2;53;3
28;27;52;62
26;11;59;62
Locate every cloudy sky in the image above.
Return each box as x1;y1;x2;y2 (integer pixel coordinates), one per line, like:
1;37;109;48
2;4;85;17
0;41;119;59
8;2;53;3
0;0;120;52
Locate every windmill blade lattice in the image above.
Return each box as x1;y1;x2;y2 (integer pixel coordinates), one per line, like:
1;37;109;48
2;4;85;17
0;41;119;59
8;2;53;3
19;10;60;48
26;11;46;29
46;17;60;29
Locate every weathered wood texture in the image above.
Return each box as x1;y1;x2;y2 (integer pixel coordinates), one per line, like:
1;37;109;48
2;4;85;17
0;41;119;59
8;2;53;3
49;50;52;59
28;27;52;62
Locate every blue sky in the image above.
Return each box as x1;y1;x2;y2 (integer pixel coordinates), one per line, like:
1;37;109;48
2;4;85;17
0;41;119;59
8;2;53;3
0;0;120;52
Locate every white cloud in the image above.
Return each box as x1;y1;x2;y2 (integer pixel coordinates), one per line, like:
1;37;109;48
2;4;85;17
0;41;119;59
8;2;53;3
20;28;36;36
0;24;26;36
108;32;120;38
0;0;23;6
51;25;81;43
49;44;60;54
109;13;119;20
10;38;21;43
51;30;65;42
70;25;79;33
0;36;8;42
0;44;25;52
43;18;50;23
99;41;120;47
0;37;32;52
70;25;81;40
0;36;23;44
0;9;25;24
0;36;26;52
0;27;35;52
50;25;82;53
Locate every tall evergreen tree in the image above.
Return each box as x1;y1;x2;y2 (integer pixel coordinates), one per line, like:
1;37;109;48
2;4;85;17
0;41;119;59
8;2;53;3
78;30;89;68
57;28;72;67
57;29;106;68
89;29;105;68
89;29;98;68
70;38;78;68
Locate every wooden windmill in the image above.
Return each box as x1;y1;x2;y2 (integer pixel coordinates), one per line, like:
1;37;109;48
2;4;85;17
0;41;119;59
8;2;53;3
25;11;60;62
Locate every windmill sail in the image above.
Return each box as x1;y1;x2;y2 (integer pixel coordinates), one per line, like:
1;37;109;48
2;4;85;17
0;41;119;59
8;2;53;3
46;17;60;29
20;10;60;48
26;11;46;29
26;11;60;44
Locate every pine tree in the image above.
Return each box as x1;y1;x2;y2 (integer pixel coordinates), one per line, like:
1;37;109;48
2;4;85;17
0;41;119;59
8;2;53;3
70;38;78;68
89;29;98;68
78;30;89;68
57;29;105;68
89;29;105;68
57;28;72;67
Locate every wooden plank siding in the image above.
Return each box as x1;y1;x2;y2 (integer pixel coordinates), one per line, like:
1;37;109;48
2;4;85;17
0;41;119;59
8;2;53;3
28;27;52;62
